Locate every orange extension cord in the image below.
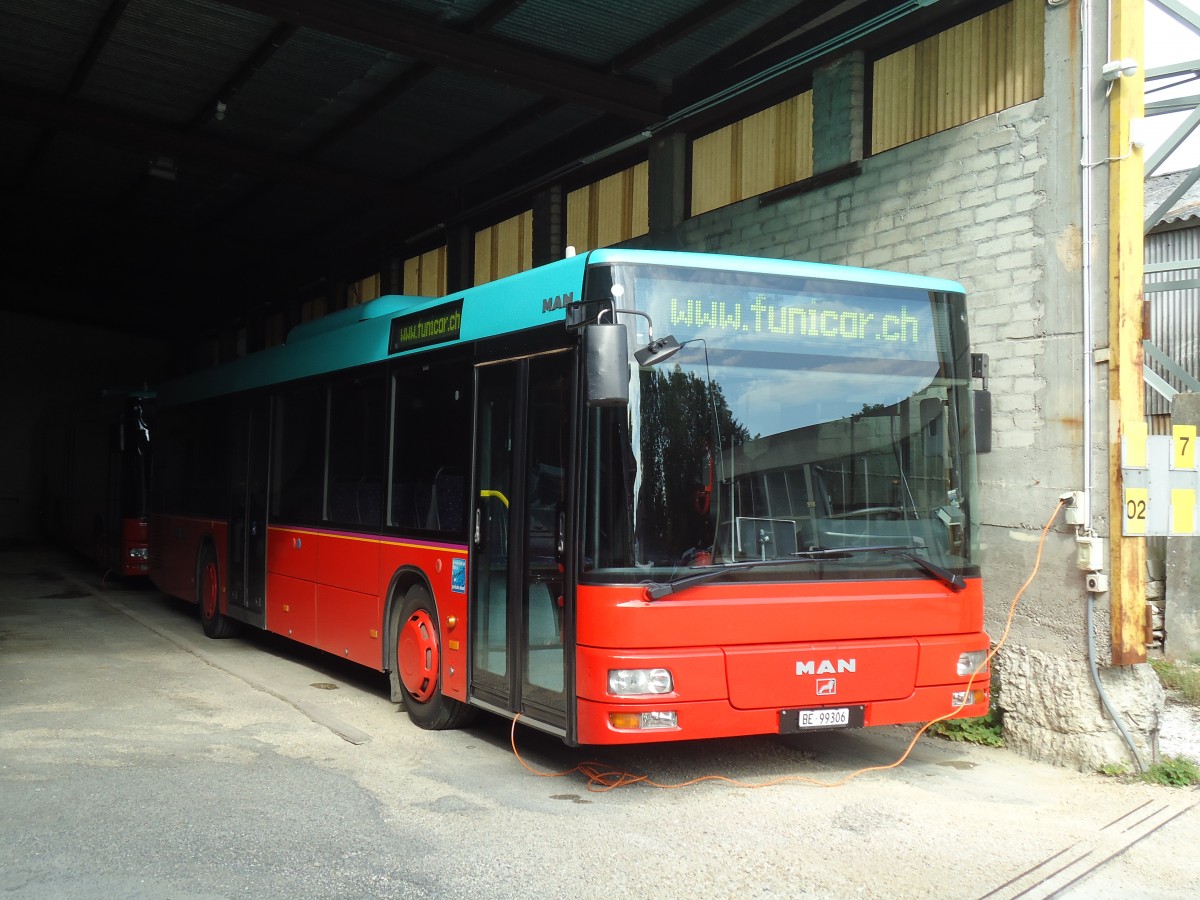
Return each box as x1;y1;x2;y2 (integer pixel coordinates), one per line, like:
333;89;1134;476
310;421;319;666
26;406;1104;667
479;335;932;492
511;499;1066;792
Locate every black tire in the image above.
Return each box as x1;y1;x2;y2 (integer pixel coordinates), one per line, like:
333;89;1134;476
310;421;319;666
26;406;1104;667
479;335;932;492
198;544;239;639
390;584;474;730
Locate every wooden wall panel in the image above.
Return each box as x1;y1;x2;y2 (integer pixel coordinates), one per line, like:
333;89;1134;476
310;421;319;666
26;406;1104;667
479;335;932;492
474;211;533;285
403;246;447;297
567;162;649;252
690;92;813;216
872;0;1044;154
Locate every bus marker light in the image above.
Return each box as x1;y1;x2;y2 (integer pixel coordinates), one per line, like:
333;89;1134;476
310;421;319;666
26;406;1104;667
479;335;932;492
956;650;987;676
952;690;982;707
608;711;678;730
608;668;673;696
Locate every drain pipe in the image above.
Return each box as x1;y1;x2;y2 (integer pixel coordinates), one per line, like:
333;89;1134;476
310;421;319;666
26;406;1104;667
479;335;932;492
1088;594;1148;771
1079;0;1147;774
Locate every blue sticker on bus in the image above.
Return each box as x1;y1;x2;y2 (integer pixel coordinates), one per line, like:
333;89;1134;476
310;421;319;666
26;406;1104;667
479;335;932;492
451;557;466;593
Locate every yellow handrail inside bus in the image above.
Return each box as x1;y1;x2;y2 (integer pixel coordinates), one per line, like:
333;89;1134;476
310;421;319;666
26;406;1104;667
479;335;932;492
480;489;509;508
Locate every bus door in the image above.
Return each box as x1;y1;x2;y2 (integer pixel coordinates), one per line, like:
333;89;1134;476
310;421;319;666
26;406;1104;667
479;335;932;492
470;352;571;732
227;396;269;628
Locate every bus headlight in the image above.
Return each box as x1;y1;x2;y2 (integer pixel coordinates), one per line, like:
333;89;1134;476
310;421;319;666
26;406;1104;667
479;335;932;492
956;650;988;676
128;547;149;560
608;668;673;696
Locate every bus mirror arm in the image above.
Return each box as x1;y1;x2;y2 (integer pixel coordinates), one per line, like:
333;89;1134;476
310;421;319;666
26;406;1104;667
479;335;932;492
584;309;681;407
597;307;682;368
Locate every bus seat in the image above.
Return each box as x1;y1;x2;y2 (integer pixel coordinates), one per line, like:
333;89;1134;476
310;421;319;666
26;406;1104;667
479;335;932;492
358;482;382;527
390;483;415;527
413;483;434;528
427;468;464;531
329;483;358;523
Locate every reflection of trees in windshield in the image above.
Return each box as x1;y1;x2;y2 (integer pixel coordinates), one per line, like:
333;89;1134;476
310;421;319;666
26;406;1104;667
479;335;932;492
636;366;747;563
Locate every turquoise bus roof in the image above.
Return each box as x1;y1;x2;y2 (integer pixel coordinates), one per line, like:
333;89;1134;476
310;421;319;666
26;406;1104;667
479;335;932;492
156;250;965;408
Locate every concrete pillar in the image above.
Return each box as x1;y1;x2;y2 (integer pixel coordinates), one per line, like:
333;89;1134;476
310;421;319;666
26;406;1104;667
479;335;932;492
533;185;564;266
445;224;474;293
648;132;688;246
812;51;864;175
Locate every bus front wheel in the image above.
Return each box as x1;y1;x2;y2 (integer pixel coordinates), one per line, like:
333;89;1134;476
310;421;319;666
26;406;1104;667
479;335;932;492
197;545;238;639
391;585;473;730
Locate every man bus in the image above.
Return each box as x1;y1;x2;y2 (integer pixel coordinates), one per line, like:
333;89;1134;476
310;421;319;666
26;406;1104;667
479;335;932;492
148;249;988;745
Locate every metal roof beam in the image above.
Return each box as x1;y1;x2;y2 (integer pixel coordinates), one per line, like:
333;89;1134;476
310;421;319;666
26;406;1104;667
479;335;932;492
211;0;664;122
1151;0;1200;33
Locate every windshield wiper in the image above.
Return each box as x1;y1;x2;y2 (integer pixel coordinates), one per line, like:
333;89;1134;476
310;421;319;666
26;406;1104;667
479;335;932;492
797;544;966;592
643;544;966;601
643;558;807;601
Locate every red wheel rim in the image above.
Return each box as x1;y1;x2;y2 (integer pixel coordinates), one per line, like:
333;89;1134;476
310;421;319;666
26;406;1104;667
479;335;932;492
202;560;219;620
398;609;439;702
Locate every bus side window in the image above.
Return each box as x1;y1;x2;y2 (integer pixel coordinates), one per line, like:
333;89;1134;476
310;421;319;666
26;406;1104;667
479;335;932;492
391;363;472;536
327;374;386;528
271;385;326;525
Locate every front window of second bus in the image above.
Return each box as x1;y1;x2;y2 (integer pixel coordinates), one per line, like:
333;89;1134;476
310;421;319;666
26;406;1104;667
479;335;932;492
581;264;978;586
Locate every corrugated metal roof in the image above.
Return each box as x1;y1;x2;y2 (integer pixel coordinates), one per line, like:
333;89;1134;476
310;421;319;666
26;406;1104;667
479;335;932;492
1146;171;1200;227
0;0;984;337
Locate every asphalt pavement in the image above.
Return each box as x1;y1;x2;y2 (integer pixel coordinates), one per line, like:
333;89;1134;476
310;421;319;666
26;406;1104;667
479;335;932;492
1;546;1197;899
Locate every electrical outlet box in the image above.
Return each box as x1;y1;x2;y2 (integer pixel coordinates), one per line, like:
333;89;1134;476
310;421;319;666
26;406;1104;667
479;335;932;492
1076;534;1104;572
1063;491;1088;526
1086;572;1109;593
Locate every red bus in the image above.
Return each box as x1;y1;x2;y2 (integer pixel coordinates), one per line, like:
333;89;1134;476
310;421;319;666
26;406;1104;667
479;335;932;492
148;249;988;745
46;391;153;577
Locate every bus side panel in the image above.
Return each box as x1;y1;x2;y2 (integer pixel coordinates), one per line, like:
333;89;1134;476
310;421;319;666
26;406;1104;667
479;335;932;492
311;531;381;665
316;584;381;665
150;515;227;605
265;572;317;645
267;526;318;582
317;531;378;596
377;540;470;699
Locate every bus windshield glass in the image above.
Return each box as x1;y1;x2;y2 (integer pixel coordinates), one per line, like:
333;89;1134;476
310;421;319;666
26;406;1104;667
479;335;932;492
581;262;979;585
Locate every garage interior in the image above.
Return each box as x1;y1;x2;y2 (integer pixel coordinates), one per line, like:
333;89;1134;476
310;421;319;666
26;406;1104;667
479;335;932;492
2;0;992;348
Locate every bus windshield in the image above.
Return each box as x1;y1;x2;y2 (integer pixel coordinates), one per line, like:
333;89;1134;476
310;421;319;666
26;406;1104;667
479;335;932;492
581;262;979;585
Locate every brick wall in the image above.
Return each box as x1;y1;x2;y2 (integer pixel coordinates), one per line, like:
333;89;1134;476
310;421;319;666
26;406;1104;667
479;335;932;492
628;10;1161;769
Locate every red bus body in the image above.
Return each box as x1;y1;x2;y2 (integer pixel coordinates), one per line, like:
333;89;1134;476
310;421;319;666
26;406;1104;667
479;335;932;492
573;579;987;744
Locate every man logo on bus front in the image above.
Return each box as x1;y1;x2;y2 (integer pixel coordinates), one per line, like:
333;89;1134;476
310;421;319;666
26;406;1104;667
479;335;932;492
816;679;837;696
795;658;856;675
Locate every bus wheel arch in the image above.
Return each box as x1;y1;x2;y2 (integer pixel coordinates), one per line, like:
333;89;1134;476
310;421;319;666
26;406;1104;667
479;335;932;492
197;540;238;639
386;577;473;730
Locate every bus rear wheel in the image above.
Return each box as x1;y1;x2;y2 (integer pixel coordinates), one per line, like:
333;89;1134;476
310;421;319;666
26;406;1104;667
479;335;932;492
198;545;238;639
391;584;473;730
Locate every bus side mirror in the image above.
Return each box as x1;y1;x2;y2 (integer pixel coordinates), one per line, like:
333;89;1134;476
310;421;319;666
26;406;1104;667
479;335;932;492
585;323;629;407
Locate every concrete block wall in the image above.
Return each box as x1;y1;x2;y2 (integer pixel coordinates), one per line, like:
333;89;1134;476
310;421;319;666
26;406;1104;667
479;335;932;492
634;3;1161;771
